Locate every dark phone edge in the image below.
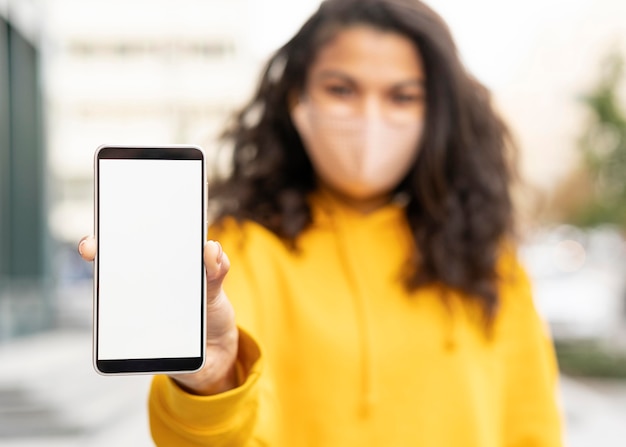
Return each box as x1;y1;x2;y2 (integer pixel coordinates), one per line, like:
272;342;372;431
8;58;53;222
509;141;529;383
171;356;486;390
96;357;204;374
97;145;204;160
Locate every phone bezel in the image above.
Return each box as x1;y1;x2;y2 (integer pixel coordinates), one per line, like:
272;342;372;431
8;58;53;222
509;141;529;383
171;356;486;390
93;144;207;375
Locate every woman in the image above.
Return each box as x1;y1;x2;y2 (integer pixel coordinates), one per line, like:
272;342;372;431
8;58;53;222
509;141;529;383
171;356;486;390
80;0;563;445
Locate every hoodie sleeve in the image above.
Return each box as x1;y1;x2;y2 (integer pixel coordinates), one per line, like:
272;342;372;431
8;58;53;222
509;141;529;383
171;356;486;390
148;219;281;446
149;329;269;446
497;253;564;447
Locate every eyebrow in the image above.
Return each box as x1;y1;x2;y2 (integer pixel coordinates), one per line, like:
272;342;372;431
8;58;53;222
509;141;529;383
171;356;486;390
313;69;426;88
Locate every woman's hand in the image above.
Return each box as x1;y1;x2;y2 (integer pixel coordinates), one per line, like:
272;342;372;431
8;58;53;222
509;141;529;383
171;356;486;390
78;236;239;395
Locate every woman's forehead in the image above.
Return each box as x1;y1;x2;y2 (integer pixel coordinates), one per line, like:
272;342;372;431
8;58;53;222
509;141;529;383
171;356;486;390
307;25;425;85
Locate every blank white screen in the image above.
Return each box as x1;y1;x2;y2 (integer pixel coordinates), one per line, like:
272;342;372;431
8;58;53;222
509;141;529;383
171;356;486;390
98;159;202;360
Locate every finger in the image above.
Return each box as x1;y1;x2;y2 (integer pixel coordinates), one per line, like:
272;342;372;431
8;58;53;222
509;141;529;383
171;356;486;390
204;240;230;300
78;235;97;261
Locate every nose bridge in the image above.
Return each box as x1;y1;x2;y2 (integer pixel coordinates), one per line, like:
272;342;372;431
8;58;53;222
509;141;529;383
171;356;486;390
359;94;387;159
362;93;384;121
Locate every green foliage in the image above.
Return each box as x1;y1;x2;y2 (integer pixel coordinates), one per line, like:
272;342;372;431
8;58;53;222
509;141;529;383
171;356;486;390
574;50;626;229
555;341;626;379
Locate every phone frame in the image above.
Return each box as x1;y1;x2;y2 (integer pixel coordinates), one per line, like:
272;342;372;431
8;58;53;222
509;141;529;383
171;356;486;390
93;144;207;375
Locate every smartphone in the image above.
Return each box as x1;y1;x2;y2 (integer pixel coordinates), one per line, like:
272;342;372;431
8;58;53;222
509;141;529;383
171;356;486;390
94;145;206;375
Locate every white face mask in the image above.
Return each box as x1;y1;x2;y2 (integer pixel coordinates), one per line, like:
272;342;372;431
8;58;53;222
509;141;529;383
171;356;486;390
291;100;423;200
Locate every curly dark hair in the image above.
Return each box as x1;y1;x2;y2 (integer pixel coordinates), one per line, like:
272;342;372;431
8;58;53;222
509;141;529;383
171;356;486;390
211;0;518;325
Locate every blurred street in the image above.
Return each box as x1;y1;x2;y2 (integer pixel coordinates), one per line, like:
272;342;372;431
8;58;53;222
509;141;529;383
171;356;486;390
561;376;626;447
0;329;153;447
0;328;625;446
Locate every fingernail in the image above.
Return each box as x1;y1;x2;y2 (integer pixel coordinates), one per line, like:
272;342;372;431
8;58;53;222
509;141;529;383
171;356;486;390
78;240;85;256
208;240;223;266
215;241;224;266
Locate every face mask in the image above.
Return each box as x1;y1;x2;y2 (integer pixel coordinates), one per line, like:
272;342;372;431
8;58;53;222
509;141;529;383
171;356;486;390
291;100;423;200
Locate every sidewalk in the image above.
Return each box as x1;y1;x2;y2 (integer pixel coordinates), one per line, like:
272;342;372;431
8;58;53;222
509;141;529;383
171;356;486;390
1;329;625;446
560;375;626;447
0;330;153;446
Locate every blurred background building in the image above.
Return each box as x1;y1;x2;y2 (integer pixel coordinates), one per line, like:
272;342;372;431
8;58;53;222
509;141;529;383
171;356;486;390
1;0;626;445
43;0;263;330
0;0;49;342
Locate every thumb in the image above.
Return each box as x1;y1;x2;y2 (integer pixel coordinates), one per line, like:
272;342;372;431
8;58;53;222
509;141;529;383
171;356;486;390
204;240;230;300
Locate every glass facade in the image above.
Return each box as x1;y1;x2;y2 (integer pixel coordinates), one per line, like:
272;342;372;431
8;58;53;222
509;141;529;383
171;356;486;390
0;15;50;341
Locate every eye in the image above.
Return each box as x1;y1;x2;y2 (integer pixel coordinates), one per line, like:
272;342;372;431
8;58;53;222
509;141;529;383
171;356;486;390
391;91;424;105
325;84;354;98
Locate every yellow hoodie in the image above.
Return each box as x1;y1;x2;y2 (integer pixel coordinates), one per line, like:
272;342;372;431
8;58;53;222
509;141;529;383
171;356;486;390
149;193;563;446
